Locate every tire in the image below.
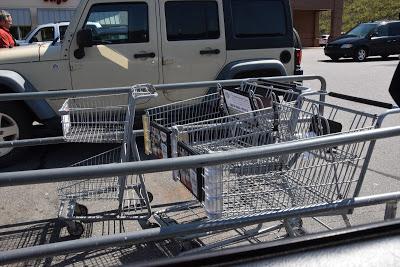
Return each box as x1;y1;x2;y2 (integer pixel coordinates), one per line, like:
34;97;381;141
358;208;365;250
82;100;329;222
74;203;88;216
329;56;340;62
353;48;367;62
67;221;84;237
0;101;33;167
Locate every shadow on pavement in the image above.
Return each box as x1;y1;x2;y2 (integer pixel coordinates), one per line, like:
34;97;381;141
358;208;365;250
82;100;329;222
0;215;182;266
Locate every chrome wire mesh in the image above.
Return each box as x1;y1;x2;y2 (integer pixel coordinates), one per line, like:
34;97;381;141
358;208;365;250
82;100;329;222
145;92;225;129
144;80;301;158
57;147;147;212
202;138;370;219
58;147;122;200
60;84;157;143
173;90;379;219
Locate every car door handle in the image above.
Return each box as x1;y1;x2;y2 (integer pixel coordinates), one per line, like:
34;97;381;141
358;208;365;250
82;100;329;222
134;52;156;59
200;49;220;55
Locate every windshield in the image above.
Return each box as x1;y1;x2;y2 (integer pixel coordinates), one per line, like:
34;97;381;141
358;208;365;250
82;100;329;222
346;23;377;37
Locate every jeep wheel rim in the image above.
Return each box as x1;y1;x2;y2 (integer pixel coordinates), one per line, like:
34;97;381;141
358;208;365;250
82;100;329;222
357;49;366;61
0;112;19;157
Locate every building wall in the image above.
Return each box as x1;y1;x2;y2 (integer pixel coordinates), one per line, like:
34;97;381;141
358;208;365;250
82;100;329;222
293;10;319;47
292;0;344;47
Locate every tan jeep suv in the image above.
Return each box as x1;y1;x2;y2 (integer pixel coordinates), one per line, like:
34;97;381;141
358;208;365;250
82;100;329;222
0;0;302;166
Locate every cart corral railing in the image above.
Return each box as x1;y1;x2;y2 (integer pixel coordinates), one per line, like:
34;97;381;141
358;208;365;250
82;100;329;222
0;126;400;264
0;75;326;101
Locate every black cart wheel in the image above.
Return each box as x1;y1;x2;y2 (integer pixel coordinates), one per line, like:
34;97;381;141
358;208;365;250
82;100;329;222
180;240;202;252
74;203;88;216
67;221;84;237
147;191;154;203
145;221;160;229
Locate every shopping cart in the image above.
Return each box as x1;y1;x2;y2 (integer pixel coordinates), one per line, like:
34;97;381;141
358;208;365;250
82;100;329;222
143;79;306;159
58;84;157;236
154;82;399;253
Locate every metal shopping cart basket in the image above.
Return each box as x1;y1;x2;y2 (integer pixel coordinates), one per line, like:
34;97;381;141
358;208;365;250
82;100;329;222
58;84;157;236
142;79;307;159
154;83;399;253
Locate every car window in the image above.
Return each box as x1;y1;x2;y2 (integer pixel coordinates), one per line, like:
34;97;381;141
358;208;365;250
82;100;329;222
59;25;68;41
165;1;219;41
389;22;400;36
31;27;55;42
84;3;148;44
376;25;389;37
231;0;286;38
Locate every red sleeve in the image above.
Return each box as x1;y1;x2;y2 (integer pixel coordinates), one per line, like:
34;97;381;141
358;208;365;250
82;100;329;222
0;32;10;48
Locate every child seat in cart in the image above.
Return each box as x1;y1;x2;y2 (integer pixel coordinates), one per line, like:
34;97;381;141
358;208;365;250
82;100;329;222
57;84;158;236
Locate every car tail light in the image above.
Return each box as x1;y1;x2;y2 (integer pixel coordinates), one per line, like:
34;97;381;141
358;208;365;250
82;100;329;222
295;48;302;66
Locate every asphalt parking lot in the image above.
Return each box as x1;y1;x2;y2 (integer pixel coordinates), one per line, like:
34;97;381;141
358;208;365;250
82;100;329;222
1;48;400;265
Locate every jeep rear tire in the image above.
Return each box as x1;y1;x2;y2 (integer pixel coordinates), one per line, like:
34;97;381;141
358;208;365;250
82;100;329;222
0;102;33;167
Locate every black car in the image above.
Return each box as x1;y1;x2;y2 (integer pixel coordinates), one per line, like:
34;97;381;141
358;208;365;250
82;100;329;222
324;20;400;62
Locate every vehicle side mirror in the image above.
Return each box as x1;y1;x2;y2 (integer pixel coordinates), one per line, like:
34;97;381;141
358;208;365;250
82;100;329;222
74;29;93;59
369;31;378;39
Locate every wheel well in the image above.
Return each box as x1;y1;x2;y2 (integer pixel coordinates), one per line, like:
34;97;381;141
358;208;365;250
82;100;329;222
0;83;35;121
233;69;284;79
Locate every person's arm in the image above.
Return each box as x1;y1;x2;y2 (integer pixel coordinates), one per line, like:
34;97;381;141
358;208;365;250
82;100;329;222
389;61;400;106
0;34;8;48
0;32;11;48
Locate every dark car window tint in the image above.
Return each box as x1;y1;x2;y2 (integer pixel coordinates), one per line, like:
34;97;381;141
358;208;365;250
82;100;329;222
59;25;68;40
346;23;377;37
85;3;148;44
231;0;286;38
165;1;219;41
389;23;400;36
376;25;389;37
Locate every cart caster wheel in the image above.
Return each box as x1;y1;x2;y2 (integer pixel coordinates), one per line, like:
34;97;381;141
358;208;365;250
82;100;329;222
67;222;84;237
180;240;201;252
147;192;154;203
144;222;160;229
74;204;88;216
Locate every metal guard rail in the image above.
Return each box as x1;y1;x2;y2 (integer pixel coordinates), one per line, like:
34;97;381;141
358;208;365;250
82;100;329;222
0;191;400;264
0;75;326;101
0;126;399;187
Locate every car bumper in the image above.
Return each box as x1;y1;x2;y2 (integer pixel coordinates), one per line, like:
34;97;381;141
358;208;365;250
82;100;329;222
324;47;354;58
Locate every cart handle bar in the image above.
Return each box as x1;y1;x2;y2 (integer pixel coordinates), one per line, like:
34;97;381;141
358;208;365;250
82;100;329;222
0;75;326;101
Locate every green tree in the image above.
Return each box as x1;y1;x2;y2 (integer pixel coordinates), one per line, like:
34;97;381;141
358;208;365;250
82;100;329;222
320;0;400;34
